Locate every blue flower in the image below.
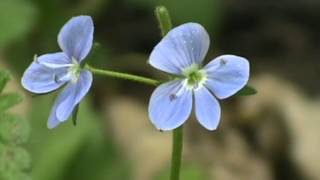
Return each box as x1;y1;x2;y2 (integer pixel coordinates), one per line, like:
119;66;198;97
148;23;250;131
21;16;94;129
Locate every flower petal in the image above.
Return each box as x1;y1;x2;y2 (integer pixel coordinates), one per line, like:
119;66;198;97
194;87;221;130
48;115;61;129
148;80;192;131
55;70;93;121
149;23;210;74
58;16;94;61
204;55;250;99
47;91;69;129
21;52;70;94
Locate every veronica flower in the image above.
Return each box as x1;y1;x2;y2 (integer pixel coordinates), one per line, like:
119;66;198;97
21;16;94;129
148;23;250;131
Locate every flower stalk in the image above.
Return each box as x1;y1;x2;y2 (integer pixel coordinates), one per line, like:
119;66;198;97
170;126;183;180
155;5;184;180
155;6;173;36
85;64;160;86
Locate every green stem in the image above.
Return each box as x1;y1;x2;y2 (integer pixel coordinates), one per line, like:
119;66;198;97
155;5;183;180
85;64;160;86
170;126;183;180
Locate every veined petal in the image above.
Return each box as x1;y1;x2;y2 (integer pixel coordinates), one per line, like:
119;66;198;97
204;55;250;99
58;16;94;61
21;52;70;94
194;87;221;130
148;80;192;131
56;70;92;121
149;23;210;74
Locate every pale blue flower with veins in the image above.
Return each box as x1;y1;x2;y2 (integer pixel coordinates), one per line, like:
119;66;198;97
148;23;250;131
21;16;94;129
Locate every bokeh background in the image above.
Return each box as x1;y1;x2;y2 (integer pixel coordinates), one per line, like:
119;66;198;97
1;0;320;180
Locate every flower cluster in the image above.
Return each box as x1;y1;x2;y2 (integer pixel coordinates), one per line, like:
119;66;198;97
21;17;250;131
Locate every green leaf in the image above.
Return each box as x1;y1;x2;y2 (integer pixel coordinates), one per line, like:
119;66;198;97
0;70;31;180
0;144;31;179
0;93;23;112
0;70;10;93
0;113;30;145
235;85;257;96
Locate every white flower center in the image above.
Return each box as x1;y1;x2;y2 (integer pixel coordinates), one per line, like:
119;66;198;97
67;58;81;83
182;64;207;90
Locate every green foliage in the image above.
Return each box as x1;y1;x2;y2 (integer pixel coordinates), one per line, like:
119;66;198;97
0;0;36;47
0;113;30;145
0;70;32;180
0;71;10;93
235;85;258;96
0;145;31;171
0;93;23;113
29;96;131;180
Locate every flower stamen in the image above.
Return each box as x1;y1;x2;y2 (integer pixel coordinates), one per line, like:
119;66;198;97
182;64;207;90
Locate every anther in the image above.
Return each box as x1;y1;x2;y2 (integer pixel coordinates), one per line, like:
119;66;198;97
54;74;61;84
220;58;227;65
169;94;177;101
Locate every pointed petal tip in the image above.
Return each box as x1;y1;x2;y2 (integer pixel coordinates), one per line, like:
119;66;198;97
47;123;56;129
47;117;61;129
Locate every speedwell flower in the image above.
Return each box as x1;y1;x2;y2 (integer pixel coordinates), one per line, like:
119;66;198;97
21;16;94;129
148;23;250;131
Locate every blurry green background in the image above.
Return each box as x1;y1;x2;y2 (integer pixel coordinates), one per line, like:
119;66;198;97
1;0;320;180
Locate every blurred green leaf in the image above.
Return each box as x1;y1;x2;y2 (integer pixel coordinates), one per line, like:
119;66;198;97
235;85;257;96
31;101;98;180
0;113;30;145
0;70;10;93
0;93;23;113
0;0;36;47
0;144;32;180
29;97;130;180
0;70;32;180
0;145;31;170
25;92;132;180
